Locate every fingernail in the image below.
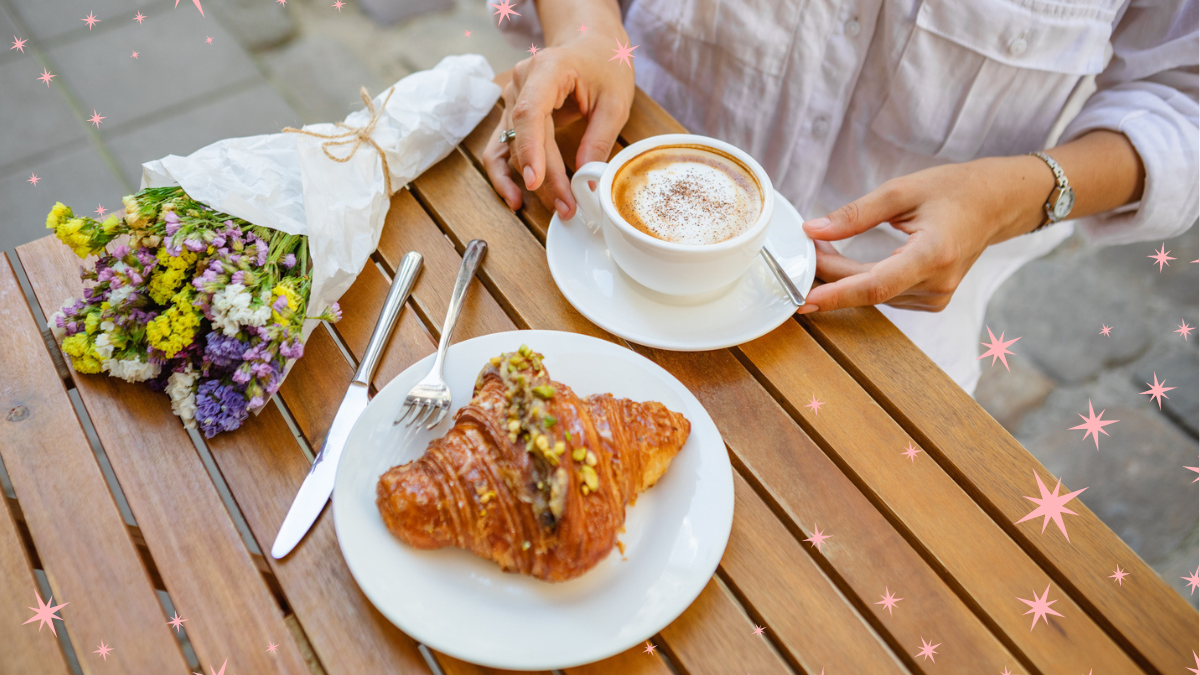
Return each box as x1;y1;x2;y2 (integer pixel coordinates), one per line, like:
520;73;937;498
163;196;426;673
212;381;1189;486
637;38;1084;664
555;199;569;217
522;166;536;189
804;217;830;230
796;304;818;315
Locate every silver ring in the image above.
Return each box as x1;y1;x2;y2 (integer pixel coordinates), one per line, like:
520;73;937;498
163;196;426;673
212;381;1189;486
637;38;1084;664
499;128;516;144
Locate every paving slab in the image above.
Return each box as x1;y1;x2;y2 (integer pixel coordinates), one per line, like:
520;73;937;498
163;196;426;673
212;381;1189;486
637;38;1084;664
974;353;1057;435
0;3;23;67
261;33;385;124
1132;348;1199;437
7;0;161;42
1093;225;1200;310
204;0;295;51
43;6;259;131
106;82;300;187
0;140;126;256
0;55;88;172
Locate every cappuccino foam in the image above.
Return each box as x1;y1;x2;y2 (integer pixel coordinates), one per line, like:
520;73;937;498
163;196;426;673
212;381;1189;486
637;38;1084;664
612;144;762;245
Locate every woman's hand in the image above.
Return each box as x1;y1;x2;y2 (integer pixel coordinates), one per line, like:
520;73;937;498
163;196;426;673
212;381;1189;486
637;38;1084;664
483;4;635;220
798;155;1055;314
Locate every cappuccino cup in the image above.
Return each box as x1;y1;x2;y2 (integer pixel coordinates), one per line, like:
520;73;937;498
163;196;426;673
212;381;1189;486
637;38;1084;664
570;134;774;296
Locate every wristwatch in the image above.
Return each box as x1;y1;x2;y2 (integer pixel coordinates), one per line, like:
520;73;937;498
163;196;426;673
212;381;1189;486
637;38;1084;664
1028;151;1074;232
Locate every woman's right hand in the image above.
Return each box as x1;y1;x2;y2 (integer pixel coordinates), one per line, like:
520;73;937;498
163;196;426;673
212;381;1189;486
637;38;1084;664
483;5;635;220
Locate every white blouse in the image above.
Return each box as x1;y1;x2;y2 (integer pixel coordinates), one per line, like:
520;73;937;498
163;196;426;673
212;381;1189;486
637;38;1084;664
501;0;1199;395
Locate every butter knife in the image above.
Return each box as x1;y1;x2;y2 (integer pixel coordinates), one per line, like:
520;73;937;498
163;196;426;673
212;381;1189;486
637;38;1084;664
271;251;424;559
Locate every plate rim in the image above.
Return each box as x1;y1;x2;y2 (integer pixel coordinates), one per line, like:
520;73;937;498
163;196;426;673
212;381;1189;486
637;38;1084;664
546;190;816;351
332;329;734;670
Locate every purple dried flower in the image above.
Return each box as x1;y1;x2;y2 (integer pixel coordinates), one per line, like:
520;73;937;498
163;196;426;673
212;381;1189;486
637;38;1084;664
232;366;252;385
194;379;249;438
98;267;115;282
272;295;289;312
282;253;296;269
184;239;205;252
231;271;244;285
205;333;247;368
112;244;130;258
165;221;180;236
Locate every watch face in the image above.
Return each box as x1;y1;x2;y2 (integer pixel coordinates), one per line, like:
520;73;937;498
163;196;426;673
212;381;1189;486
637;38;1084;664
1053;189;1075;219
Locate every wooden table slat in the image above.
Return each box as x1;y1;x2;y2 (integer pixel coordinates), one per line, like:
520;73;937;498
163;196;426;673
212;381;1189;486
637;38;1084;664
449;122;1033;673
805;309;1197;673
561;645;676;675
0;453;72;674
740;319;1143;672
0;253;188;673
17;237;310;675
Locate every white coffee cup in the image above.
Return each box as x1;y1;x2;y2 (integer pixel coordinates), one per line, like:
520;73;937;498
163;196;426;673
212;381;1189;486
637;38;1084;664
570;134;774;296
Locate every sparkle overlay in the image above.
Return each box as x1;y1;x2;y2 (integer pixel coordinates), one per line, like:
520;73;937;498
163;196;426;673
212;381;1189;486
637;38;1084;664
577;23;589;34
205;36;214;45
752;624;765;636
901;442;922;462
1189;651;1200;675
1109;565;1128;585
131;50;139;58
266;642;278;654
875;587;903;615
1069;400;1118;450
11;36;26;52
94;204;107;217
194;658;228;675
88;109;106;127
1148;243;1175;271
643;642;657;655
975;326;1020;371
1183;567;1200;595
27;173;40;186
168;611;186;632
175;0;205;16
464;30;472;37
333;0;345;9
1175;320;1194;340
804;525;831;552
1099;324;1112;336
1139;373;1175;409
1014;470;1087;542
609;38;638;68
133;11;146;23
489;1;520;25
93;640;113;661
1018;584;1063;631
38;68;55;86
914;637;940;662
82;12;101;29
23;591;68;636
527;44;539;55
805;394;825;414
1186;459;1200;483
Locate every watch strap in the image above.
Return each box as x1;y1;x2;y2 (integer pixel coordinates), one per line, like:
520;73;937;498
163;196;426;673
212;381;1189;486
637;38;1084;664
1028;151;1069;233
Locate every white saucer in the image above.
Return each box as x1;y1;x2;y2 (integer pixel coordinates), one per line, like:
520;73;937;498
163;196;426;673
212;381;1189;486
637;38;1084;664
334;330;733;670
546;190;816;351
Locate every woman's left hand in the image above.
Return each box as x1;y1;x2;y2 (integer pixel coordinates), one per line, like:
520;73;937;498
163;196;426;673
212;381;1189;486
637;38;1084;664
798;155;1051;314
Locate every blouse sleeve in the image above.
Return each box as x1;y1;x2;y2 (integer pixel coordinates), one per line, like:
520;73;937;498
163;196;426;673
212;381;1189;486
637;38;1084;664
1059;0;1199;245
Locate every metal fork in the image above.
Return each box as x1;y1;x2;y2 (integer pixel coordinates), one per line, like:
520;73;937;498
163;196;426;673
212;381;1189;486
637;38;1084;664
394;239;487;429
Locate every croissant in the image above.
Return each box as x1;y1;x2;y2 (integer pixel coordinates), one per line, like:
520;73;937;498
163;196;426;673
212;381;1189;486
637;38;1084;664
376;345;691;582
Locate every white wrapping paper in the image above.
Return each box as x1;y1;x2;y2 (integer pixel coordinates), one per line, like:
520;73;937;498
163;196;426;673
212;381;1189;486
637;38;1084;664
140;54;501;353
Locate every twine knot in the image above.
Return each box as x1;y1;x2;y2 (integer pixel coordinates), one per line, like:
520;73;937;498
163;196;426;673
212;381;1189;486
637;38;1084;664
283;86;397;195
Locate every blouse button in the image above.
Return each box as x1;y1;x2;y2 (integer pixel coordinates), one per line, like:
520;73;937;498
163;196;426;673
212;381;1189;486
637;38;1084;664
1008;37;1028;56
812;117;830;138
845;19;861;38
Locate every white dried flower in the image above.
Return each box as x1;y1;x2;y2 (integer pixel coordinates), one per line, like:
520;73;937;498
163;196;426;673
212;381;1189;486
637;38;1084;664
166;366;198;428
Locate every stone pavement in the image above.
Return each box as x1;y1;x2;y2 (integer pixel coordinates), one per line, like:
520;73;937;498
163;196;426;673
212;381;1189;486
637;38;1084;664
0;0;1195;625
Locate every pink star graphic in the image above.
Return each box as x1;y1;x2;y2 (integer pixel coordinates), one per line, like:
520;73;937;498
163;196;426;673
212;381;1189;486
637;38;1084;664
1018;584;1064;631
1189;651;1200;675
23;591;68;636
87;109;105;127
193;658;228;675
913;637;940;662
276;0;286;5
82;12;101;29
175;0;205;16
27;173;40;186
266;641;278;654
205;36;213;44
1069;399;1118;450
38;68;55;86
133;11;146;23
577;23;589;34
752;624;765;636
643;642;657;655
131;50;138;58
1186;459;1200;483
1014;470;1087;542
94;204;107;217
1099;324;1112;336
1139;373;1175;409
609;38;638;68
901;442;922;462
1109;565;1128;586
11;36;26;52
805;394;824;414
804;525;831;552
527;43;539;55
167;611;186;632
1183;568;1200;595
1149;243;1175;271
463;30;471;37
1002;668;1014;675
875;587;903;615
93;640;113;661
333;0;345;9
975;326;1020;371
489;0;520;25
1175;320;1194;340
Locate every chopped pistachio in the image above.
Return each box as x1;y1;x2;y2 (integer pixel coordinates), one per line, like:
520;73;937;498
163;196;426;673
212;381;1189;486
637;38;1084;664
543;414;557;427
507;419;520;432
532;385;556;399
535;435;550;451
509;354;527;368
490;356;502;367
544;452;559;466
581;484;590;495
572;447;587;462
581;465;599;490
537;480;544;489
585;451;598;467
519;344;532;357
553;441;566;455
508;432;518;443
565;430;572;442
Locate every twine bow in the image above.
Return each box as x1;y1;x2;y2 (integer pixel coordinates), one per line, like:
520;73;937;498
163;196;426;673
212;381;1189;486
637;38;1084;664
283;86;397;195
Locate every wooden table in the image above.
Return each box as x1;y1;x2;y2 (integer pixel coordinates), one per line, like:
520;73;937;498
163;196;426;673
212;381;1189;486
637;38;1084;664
2;78;1194;675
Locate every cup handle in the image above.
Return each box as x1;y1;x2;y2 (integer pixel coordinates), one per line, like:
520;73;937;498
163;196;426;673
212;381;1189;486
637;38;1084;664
570;161;608;233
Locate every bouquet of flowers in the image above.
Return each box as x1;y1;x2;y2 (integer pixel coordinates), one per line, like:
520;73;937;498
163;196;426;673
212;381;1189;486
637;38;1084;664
46;186;340;438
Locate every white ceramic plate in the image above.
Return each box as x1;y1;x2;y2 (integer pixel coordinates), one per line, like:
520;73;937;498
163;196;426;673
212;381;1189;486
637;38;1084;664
546;189;817;351
334;330;733;670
